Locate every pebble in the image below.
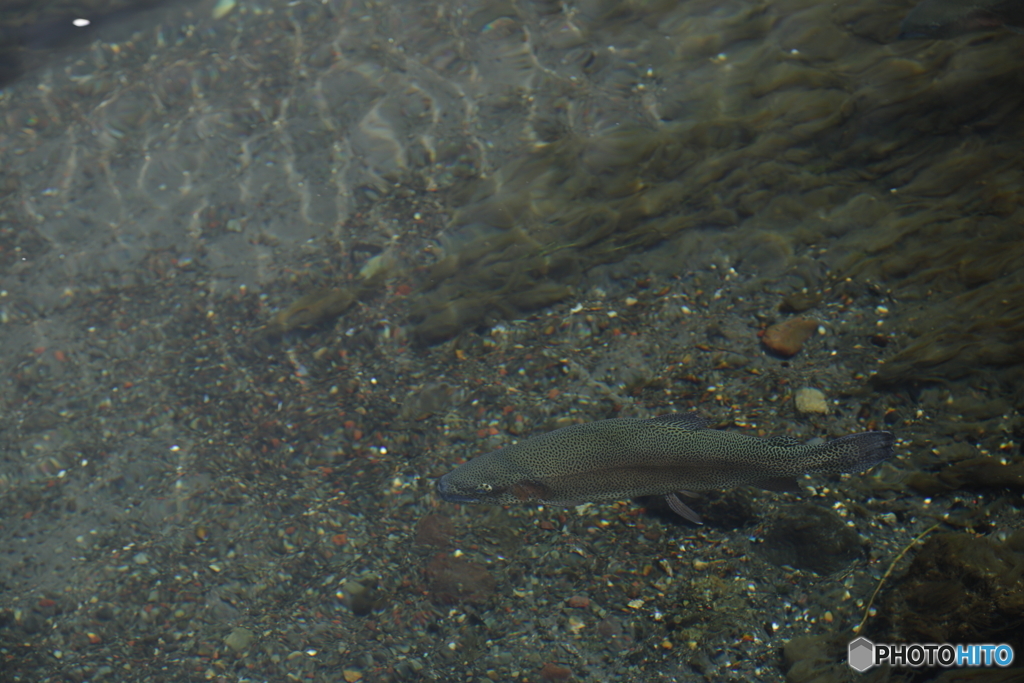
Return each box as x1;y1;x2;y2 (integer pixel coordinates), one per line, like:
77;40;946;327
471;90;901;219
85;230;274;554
566;595;590;609
794;387;829;414
762;317;819;357
539;662;573;681
224;626;254;652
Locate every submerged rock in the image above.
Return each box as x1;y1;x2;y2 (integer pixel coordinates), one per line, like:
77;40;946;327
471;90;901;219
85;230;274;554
794;387;829;415
886;531;1024;650
762;318;820;358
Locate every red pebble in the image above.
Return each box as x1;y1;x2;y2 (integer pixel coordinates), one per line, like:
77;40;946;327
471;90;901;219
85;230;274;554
567;595;590;608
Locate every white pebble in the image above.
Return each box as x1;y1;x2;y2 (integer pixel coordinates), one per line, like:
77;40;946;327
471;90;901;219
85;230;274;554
794;388;829;415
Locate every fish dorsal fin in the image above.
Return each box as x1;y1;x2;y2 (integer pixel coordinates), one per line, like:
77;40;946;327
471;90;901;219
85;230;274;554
666;492;703;524
648;412;709;430
766;435;802;447
754;476;803;493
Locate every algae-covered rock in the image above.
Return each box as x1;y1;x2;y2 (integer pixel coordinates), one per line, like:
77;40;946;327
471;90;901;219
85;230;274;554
884;532;1024;650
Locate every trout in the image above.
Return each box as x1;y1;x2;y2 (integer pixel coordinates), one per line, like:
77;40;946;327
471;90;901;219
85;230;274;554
436;412;894;523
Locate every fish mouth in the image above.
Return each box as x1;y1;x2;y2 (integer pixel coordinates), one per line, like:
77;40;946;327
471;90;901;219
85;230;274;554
435;477;478;503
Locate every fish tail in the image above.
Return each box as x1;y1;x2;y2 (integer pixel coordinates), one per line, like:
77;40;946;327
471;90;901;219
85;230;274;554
809;431;895;474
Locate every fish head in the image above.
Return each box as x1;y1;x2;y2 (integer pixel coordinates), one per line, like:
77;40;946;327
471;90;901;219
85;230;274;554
436;449;550;505
435;475;513;504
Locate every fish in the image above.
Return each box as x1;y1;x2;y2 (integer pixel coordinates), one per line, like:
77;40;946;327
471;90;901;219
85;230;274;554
898;0;1024;39
435;412;895;523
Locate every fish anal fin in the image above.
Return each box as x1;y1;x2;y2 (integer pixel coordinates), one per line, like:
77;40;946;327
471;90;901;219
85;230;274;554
666;492;703;524
649;412;709;430
755;477;803;493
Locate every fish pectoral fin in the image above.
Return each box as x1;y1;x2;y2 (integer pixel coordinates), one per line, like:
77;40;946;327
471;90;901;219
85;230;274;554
755;477;803;493
666;492;703;525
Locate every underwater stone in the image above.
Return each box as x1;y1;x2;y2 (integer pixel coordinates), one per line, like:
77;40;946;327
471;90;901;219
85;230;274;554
762;317;819;358
794;388;829;415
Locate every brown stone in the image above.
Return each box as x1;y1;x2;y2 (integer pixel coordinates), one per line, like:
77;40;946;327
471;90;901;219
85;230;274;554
567;595;590;608
539;662;573;681
762;317;819;357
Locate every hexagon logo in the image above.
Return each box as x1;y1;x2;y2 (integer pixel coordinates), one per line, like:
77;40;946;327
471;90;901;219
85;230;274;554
848;637;875;672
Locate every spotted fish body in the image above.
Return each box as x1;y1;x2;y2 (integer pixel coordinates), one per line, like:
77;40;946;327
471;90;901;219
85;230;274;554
436;413;895;522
